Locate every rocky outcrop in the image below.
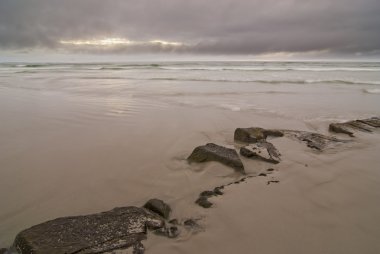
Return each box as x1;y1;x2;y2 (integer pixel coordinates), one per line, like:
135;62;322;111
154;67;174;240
143;199;171;220
329;117;380;136
188;143;245;173
13;206;165;254
240;141;281;164
234;128;284;143
284;130;347;151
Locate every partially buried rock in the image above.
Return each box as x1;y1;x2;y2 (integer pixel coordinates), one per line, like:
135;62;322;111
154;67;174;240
195;196;213;208
234;127;284;143
188;143;245;173
154;225;180;239
329;117;379;137
143;199;171;220
13;206;164;254
285;130;347;151
240;141;281;164
358;117;380;127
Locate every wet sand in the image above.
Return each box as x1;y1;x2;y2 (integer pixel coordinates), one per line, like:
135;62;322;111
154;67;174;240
1;62;380;253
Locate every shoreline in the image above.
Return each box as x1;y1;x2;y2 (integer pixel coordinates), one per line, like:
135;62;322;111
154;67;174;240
3;117;380;253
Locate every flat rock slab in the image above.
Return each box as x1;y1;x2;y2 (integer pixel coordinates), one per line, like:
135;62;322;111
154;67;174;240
240;141;281;164
329;117;380;136
188;143;245;173
13;206;164;254
284;130;348;151
234;128;284;143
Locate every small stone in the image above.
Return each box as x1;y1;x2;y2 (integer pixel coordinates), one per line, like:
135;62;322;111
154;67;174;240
213;187;224;195
267;180;280;185
184;219;199;228
267;168;274;171
143;199;172;220
195;196;213;208
258;173;267;176
133;241;145;254
168;219;179;225
200;190;216;197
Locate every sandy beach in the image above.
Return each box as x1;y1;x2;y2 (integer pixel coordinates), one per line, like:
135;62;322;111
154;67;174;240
1;62;380;253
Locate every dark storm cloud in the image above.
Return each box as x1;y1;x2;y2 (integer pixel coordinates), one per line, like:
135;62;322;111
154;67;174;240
0;0;379;55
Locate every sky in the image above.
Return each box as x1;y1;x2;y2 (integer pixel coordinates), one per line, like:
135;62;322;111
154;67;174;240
1;0;380;60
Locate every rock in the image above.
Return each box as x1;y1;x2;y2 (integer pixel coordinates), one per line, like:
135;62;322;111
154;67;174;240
213;187;224;195
154;225;180;238
258;173;267;176
240;141;281;164
184;219;199;228
267;168;274;171
143;199;171;220
285;130;347;151
188;143;245;173
329;117;380;136
346;120;373;132
234;128;283;143
358;117;380;127
200;190;216;197
267;180;280;185
168;219;179;225
195;196;213;208
0;248;7;254
13;206;164;254
329;123;354;137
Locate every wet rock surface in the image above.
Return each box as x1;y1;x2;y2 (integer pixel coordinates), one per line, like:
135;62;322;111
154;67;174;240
240;141;281;164
143;199;171;219
330;117;380;136
188;143;245;173
13;206;165;254
284;130;348;151
234;127;284;143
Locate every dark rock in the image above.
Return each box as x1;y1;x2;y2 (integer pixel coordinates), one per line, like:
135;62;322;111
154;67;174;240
267;180;280;185
240;146;255;157
143;199;171;220
234;127;283;143
0;248;7;254
184;219;199;228
267;168;274;171
13;206;164;254
329;117;380;136
346;120;373;132
258;173;267;176
195;196;213;208
358;117;380;127
329;123;354;137
234;127;267;143
240;141;281;164
285;130;347;151
234;127;284;143
200;190;216;197
213;187;224;195
154;225;180;239
188;143;245;173
168;219;179;225
133;242;145;254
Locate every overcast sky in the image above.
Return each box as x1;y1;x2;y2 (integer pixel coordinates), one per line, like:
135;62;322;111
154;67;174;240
1;0;380;58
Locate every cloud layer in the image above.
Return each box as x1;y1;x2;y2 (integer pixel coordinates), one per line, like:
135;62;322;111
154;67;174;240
1;0;379;56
